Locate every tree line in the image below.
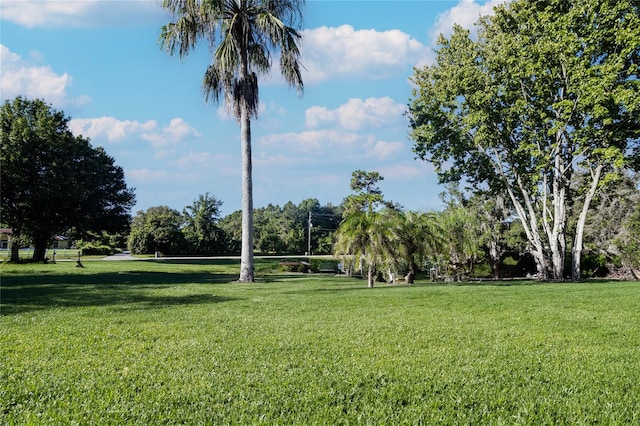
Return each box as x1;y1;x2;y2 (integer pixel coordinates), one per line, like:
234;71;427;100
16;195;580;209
2;97;639;283
126;196;342;257
334;171;640;286
126;168;640;285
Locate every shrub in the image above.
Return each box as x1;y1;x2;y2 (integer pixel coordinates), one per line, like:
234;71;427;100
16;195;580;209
78;243;113;256
278;260;309;273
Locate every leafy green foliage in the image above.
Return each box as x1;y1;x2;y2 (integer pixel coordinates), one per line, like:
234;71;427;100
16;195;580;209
220;199;341;256
75;230;129;256
0;97;135;262
384;209;443;284
436;205;484;280
182;193;226;255
618;205;640;270
127;206;186;255
573;172;640;275
336;171;399;286
334;210;387;287
408;0;640;280
342;170;396;214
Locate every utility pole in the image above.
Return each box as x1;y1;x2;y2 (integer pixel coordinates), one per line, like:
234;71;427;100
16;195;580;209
307;211;312;256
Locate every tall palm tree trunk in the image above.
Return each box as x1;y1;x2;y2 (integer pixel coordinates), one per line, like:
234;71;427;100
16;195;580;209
239;102;254;282
160;0;305;284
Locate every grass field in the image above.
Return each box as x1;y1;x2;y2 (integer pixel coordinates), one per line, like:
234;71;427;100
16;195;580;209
1;259;639;424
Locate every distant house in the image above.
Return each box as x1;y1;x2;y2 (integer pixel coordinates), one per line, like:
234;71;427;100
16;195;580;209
52;235;71;250
0;228;10;250
0;229;71;251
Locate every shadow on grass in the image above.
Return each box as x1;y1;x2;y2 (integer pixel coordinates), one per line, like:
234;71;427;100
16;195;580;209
420;279;542;287
1;271;240;316
152;258;240;266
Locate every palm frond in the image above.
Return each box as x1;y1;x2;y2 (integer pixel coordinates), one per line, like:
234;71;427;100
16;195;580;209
202;64;227;106
162;0;305;121
160;0;212;58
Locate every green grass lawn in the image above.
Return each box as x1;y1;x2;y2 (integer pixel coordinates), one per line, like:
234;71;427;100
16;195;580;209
1;259;639;424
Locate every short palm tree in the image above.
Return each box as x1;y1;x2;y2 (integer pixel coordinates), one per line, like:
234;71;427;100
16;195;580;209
160;0;305;282
334;210;393;288
437;206;482;280
387;210;443;284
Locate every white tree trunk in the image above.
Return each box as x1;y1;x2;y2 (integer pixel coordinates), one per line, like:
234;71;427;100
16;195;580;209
549;167;566;280
239;103;254;282
572;164;603;280
492;150;550;279
488;239;500;279
547;141;569;281
511;175;550;279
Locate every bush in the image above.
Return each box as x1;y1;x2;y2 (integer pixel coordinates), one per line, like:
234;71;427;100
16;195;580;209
278;260;309;273
78;243;113;256
468;261;491;278
309;258;339;273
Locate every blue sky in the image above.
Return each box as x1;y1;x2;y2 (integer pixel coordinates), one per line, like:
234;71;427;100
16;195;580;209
1;0;505;217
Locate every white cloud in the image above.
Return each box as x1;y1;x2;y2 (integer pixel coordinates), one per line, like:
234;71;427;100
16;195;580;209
69;116;200;151
69;116;156;142
301;25;430;83
142;118;201;148
260;97;408;165
0;0;167;29
431;0;509;40
378;163;427;181
174;152;215;167
126;168;170;184
0;1;90;28
305;97;405;131
259;129;362;153
367;140;406;160
0;44;89;107
127;167;214;188
257;128;408;167
173;151;232;169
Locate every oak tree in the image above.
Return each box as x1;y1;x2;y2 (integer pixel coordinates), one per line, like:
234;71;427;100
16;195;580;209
0;97;135;262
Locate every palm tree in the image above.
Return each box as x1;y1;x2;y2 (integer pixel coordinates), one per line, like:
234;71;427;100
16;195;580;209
334;210;393;288
160;0;305;282
437;206;482;281
387;210;443;284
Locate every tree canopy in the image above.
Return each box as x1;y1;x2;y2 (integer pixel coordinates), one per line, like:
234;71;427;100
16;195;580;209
342;170;396;215
0;97;135;262
335;170;398;287
408;0;640;280
128;206;186;255
182;193;225;254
